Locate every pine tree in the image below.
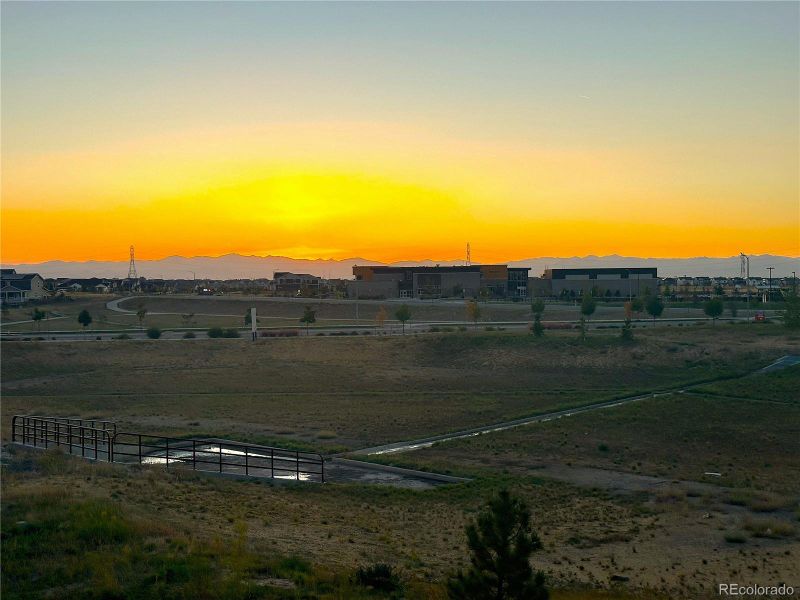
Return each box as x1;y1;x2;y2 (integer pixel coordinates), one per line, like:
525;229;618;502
448;490;548;600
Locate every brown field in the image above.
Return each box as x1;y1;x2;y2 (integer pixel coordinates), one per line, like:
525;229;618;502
113;294;714;324
3;326;792;450
371;385;800;494
3;323;799;599
1;292;735;334
7;447;797;600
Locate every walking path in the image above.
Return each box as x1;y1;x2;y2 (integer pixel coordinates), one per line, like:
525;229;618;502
349;355;798;458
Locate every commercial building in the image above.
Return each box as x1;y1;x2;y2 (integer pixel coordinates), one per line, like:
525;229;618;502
349;265;529;299
269;272;324;296
543;268;658;298
0;269;48;305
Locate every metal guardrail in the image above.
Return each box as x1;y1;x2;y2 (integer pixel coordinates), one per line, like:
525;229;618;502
112;433;324;482
16;415;117;435
11;415;113;461
10;415;324;483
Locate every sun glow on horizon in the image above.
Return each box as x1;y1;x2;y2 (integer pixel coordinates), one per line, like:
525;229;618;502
2;2;798;264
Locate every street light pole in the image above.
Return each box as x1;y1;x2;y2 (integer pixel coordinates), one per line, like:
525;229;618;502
627;269;631;302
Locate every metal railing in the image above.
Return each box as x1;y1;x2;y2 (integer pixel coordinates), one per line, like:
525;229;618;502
16;415;117;436
11;415;113;461
112;433;324;482
10;415;324;483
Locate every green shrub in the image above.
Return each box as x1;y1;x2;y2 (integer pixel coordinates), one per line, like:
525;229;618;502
354;563;402;593
222;328;240;338
146;327;162;339
531;316;544;337
207;327;224;338
620;318;634;342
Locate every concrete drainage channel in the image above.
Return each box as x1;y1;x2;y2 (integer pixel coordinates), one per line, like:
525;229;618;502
11;357;796;490
9;415;468;489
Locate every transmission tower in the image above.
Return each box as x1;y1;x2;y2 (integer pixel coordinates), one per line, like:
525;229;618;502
127;245;138;279
740;252;750;314
466;242;471;266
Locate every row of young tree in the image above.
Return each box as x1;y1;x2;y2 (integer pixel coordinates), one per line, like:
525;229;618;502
59;291;800;337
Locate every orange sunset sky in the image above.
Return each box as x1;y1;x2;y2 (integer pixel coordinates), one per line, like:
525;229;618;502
2;3;798;264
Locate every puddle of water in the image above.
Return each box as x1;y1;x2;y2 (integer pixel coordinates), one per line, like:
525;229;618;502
140;445;313;481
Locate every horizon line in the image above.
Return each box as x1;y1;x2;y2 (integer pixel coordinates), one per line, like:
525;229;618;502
3;251;799;267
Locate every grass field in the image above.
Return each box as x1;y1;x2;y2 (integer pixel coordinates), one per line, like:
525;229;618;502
1;292;742;334
3;323;799;598
1;448;751;600
369;383;800;493
3;326;793;450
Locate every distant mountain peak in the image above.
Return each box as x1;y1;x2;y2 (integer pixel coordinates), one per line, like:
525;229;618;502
2;253;797;279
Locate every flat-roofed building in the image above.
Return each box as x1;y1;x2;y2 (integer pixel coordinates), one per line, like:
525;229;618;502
350;265;529;299
543;267;658;298
270;272;324;296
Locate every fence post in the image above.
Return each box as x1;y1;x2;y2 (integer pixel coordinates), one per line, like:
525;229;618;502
219;445;223;473
138;434;142;464
245;447;249;476
296;450;300;480
94;430;98;460
166;438;169;469
45;420;49;448
271;448;274;478
192;439;196;471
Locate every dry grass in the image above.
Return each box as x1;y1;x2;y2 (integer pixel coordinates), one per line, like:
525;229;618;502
3;326;791;450
5;447;798;599
742;517;797;539
3;324;798;598
373;390;800;494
